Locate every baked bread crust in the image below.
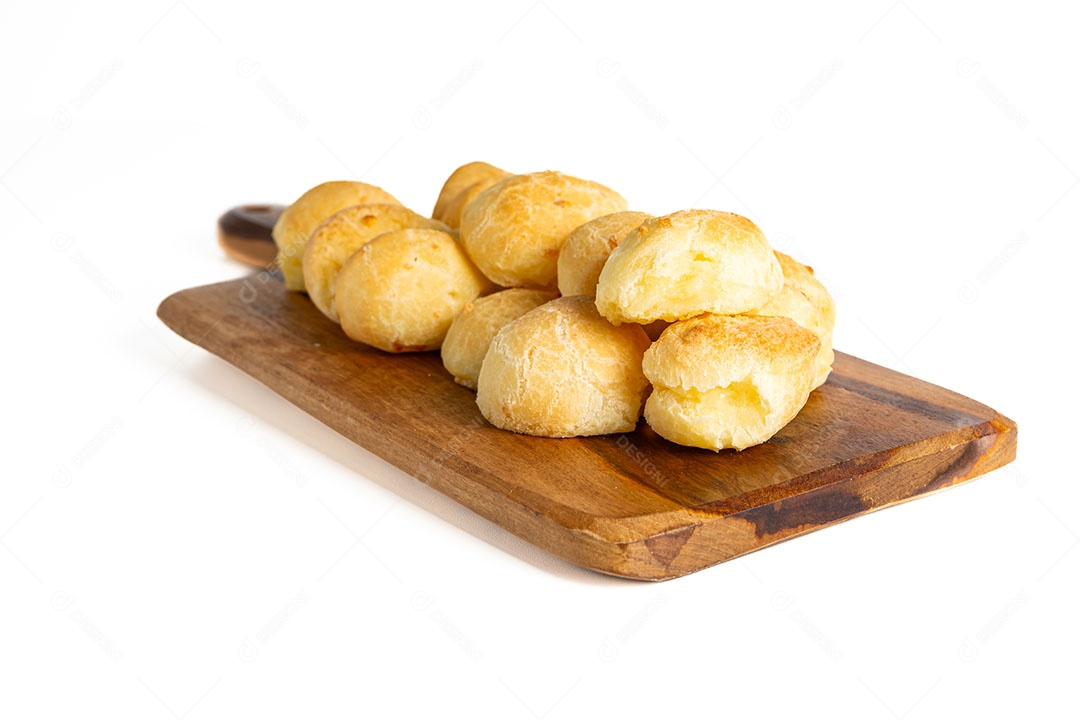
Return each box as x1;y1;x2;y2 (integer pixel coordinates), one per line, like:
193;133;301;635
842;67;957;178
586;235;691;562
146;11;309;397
642;314;819;451
595;210;782;324
461;171;628;289
336;228;492;353
753;251;836;389
557;211;652;297
432;162;507;224
440;173;509;230
303;204;448;322
273;181;401;291
441;288;559;389
476;296;650;437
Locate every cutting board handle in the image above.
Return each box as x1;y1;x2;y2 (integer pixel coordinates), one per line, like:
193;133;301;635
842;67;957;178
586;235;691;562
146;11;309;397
218;203;283;269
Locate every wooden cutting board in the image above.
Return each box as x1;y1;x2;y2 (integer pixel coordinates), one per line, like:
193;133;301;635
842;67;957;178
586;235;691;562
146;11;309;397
158;278;1017;580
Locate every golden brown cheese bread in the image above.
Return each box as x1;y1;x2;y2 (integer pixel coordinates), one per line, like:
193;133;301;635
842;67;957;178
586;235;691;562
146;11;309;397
753;251;836;389
557;211;652;297
460;171;628;290
440;173;510;230
303;204;448;323
336;228;492;353
642;314;819;451
432;162;508;225
441;288;559;389
476;296;650;437
273;181;401;291
595;210;782;324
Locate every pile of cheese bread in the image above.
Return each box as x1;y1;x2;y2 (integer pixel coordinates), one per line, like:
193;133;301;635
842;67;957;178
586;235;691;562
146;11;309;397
272;162;835;451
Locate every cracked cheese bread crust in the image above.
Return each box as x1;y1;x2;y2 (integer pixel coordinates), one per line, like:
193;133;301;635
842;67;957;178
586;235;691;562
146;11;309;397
441;288;559;390
432;161;508;225
273;181;401;291
752;251;837;390
336;228;492;353
557;211;653;297
460;171;628;290
595;209;782;324
476;296;651;437
303;204;448;323
642;314;819;451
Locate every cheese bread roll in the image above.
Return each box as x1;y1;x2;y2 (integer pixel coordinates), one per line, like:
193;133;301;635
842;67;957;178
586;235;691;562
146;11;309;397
273;181;401;291
476;296;650;437
303;204;447;322
440;172;510;230
643;314;818;451
461;171;627;289
432;161;508;225
753;251;836;389
441;288;559;389
596;210;782;324
557;211;652;297
337;228;492;352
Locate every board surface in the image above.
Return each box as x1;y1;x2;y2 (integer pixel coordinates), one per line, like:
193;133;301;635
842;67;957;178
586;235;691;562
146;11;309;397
158;278;1017;580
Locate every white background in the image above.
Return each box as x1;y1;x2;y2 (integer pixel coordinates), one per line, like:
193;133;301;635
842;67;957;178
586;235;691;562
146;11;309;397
3;1;1077;716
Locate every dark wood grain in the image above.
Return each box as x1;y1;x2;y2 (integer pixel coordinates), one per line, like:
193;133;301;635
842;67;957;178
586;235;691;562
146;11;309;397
157;277;1017;580
217;204;283;269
